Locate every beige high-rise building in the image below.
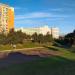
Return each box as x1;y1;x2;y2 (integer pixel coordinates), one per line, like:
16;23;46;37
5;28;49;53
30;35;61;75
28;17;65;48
0;3;14;34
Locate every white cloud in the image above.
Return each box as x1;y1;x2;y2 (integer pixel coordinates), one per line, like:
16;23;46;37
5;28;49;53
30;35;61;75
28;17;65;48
15;19;47;28
15;12;51;20
15;19;36;24
15;12;68;20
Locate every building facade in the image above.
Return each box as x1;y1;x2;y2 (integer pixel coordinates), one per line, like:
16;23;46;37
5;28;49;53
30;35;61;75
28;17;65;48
0;3;14;34
15;25;59;39
51;28;59;39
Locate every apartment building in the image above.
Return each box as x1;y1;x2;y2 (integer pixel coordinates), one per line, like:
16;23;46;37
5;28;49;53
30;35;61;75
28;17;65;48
15;25;59;39
0;3;14;34
51;28;59;39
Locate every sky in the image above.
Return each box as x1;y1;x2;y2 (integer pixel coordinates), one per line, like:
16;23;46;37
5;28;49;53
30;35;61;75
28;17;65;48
0;0;75;34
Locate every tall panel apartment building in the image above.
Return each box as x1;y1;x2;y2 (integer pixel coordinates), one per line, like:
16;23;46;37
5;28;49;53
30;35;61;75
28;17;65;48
0;3;14;34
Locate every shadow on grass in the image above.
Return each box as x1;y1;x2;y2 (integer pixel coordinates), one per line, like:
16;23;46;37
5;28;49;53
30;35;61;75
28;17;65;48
0;52;42;68
53;41;72;49
0;52;75;75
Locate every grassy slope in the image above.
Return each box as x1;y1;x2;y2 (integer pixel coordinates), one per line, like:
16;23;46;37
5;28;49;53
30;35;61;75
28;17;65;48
47;46;75;60
0;42;42;51
0;46;75;75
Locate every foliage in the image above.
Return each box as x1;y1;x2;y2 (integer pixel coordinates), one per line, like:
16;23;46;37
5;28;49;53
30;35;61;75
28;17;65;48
0;34;6;44
0;30;31;44
32;32;53;43
0;29;53;45
44;32;53;43
32;32;38;42
64;30;75;47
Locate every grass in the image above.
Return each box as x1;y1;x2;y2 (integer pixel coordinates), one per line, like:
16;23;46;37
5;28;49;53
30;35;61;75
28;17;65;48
0;42;42;51
0;44;75;75
45;45;75;60
22;42;42;48
0;56;75;75
0;45;13;50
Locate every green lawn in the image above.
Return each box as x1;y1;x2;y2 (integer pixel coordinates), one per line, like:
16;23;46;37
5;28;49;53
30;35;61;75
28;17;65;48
0;42;42;51
44;45;75;60
0;45;75;75
0;56;75;75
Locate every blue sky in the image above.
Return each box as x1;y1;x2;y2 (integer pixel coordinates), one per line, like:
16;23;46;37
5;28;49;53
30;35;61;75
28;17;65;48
0;0;75;34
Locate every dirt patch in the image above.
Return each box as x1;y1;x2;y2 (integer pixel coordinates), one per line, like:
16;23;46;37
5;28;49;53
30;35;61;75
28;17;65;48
14;48;61;57
0;48;61;58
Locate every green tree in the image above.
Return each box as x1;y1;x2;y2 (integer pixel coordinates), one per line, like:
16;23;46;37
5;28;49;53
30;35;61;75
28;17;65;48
37;34;44;43
5;30;27;44
0;34;6;44
64;30;75;47
32;33;38;42
44;32;53;43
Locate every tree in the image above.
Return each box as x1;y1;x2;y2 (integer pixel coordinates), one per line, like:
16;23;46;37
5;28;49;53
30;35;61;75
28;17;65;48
37;34;44;43
0;34;6;44
32;33;38;42
5;30;28;44
44;32;53;43
64;30;75;47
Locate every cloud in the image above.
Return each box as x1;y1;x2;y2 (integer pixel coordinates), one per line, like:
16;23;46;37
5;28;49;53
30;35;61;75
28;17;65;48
15;12;68;20
15;19;47;28
15;19;48;25
15;12;75;27
15;12;51;19
15;19;36;24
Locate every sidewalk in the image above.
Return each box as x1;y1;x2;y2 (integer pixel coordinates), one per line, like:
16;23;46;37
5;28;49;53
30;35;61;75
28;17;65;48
0;47;44;53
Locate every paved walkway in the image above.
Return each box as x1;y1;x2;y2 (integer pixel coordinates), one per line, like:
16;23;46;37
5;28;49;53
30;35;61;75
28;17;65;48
0;47;44;52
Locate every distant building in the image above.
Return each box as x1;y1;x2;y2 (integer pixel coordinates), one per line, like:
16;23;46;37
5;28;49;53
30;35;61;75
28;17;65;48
51;28;59;39
39;25;51;35
0;3;14;34
15;25;59;39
